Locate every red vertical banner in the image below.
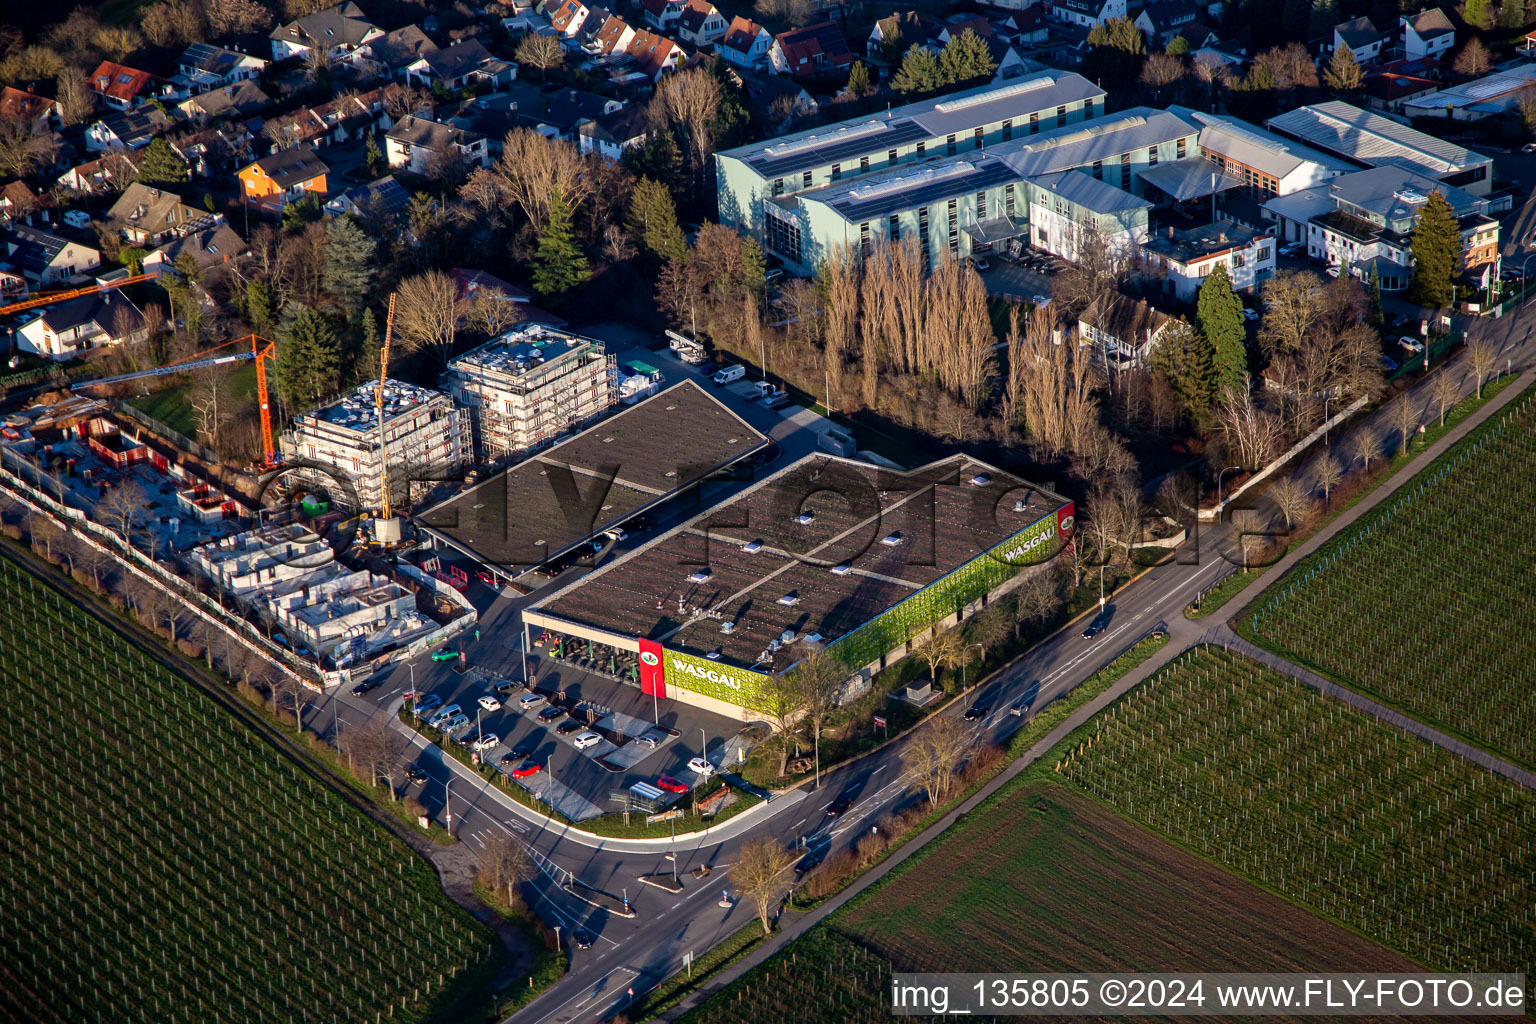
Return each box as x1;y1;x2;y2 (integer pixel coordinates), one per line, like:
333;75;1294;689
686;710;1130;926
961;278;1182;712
1057;502;1076;544
638;638;666;698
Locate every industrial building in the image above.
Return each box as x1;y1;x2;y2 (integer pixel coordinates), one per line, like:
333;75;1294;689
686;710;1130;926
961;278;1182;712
1166;107;1355;198
1263;166;1498;290
1399;63;1536;121
716;71;1106;239
758;107;1203;274
278;379;467;514
441;323;615;460
524;454;1074;721
1265;101;1494;196
417;379;767;575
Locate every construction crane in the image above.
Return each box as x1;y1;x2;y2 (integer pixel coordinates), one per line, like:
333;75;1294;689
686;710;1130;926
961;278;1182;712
372;293;402;545
0;272;162;318
71;333;282;468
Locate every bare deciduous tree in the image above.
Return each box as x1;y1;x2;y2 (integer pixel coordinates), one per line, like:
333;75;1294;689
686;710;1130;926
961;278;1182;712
346;714;411;796
1215;379;1285;470
1315;456;1343;505
1350;424;1382;472
514;32;565;77
912;627;962;691
97;480;146;553
189;365;233;447
901;715;969;806
1270;475;1310;531
395;269;466;367
731;837;796;936
28;513;60;561
464;289;523;340
1430;370;1459;426
1453;38;1493;77
1395;394;1417;456
480;833;536;907
1466;337;1498;398
601;222;636;264
467;129;596;232
787;643;845;787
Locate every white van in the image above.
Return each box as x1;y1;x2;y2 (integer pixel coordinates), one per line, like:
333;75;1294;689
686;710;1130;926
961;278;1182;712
712;365;745;386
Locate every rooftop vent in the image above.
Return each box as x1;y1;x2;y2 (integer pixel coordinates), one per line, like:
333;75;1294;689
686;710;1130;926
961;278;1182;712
881;532;903;546
741;540;763;553
1014;499;1027;513
795;511;815;525
720;621;735;634
830;563;851;575
970;472;991;486
778;592;799;606
688;567;712;582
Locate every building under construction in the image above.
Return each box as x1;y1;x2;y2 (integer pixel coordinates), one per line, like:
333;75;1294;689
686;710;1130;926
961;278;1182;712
278;380;467;513
441;324;615;460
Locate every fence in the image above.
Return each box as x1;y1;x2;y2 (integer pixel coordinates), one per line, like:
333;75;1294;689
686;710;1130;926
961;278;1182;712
112;399;222;465
1201;395;1371;521
1388;332;1463;382
0;362;94;396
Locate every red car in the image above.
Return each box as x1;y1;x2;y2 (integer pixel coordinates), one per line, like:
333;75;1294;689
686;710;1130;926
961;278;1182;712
656;776;688;794
476;569;497;587
511;761;542;779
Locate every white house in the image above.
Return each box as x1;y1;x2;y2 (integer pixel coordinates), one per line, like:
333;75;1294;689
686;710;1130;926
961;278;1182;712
1401;9;1455;61
540;0;591;37
1078;293;1177;369
269;2;384;62
718;16;772;69
385;116;491;175
1051;0;1127;29
576;103;651;160
676;0;729;46
1142;218;1276;301
640;0;685;30
1;225;102;286
1333;17;1389;63
17;290;147;360
85;108;173;152
403;39;515;91
172;43;267;95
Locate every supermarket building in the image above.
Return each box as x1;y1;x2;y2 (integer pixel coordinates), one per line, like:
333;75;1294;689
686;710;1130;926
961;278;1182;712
524;453;1073;721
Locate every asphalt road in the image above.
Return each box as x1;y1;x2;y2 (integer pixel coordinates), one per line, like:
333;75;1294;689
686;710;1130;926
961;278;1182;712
303;307;1536;1024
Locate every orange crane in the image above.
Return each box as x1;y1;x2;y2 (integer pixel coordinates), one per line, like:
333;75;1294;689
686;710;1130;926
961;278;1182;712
71;333;281;468
0;272;162;318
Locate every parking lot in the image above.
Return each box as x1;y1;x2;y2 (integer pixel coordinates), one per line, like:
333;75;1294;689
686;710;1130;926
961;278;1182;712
977;247;1063;304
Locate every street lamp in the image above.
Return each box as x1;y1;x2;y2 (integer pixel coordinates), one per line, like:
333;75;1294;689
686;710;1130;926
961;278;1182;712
1215;466;1241;521
1098;565;1108;611
961;643;985;693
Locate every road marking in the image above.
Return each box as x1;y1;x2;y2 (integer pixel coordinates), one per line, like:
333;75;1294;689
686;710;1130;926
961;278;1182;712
872;765;886;774
671;901;681;909
503;817;529;834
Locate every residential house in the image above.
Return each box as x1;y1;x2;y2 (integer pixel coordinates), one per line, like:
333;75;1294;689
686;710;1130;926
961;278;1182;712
1134;0;1201;50
577;103;651;159
56;152;143;195
1524;28;1536;54
1262;165;1496;290
572;6;617;52
17;290;148;360
142;222;248;276
450;266;568;326
0;264;25;297
3;223;100;287
174;124;257;177
1400;63;1536;121
1363;63;1442;114
310;93;378;144
502;87;623;140
718;16;772;69
640;0;686;30
88;61;157;110
1050;0;1128;28
324;175;412;217
262;107;330;150
1078;293;1176;369
364;25;439;76
676;0;729;46
238;146;330;214
1142;218;1276;301
172;43;267;95
1190;40;1246;72
85;107;173;152
867;12;940;58
0;87;57;132
179;80;272;120
541;0;592;37
269;2;384;62
1333;17;1389;63
592;14;639;56
624;29;688;81
1000;8;1050;45
1402;9;1455;61
108;184;213;246
0;182;55;228
769;22;855;79
733;67;819;126
385;116;490;175
404;39;515;90
501;0;550;35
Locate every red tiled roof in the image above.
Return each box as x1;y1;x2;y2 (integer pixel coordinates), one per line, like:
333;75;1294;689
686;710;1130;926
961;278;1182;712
0;87;53;124
89;61;156;104
774;21;853;72
721;15;766;52
626;29;684;77
595;15;634;53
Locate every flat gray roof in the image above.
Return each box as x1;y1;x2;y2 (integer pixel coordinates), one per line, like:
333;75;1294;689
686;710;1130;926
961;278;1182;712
806;155;1019;221
416;380;768;570
1030;169;1152;214
998;108;1199;179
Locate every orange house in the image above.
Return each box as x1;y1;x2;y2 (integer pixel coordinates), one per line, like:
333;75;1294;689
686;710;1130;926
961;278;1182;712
237;146;330;215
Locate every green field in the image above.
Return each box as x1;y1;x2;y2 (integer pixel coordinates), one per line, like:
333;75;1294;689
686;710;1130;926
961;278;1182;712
1058;646;1533;976
1243;386;1536;767
130;361;259;441
0;557;498;1024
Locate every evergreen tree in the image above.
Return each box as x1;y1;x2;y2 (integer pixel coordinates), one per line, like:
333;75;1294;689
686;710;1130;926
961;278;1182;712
246;280;274;336
1085;18;1147;90
1499;0;1527;30
846;60;872;96
1323;42;1363;93
1408;190;1460;309
119;247;148;275
275;305;341;408
532;196;590;300
281;193;321;230
1149;318;1218;420
628;177;688;264
1463;0;1494;28
203;192;215;212
1166;35;1191;56
1365;264;1385;336
1228;63;1278;120
621;127;687;203
134;137;189;186
357;306;381;380
1196;264;1249;393
892;45;944;94
321;215;376;316
939;29;997;87
364;132;382;172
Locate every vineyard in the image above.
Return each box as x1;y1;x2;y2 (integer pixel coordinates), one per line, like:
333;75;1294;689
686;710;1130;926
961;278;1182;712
0;557;498;1024
1056;646;1534;977
1244;386;1536;767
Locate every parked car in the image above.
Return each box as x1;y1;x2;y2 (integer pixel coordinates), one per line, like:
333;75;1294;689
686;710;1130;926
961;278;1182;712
430;649;458;662
963;703;991;721
556;719;583;735
519;694;548;711
763;390;791;410
603;526;628;542
687;757;716;776
1241;308;1259;321
471;733;499;752
794;850;825;880
439;714;471;735
573;731;602;750
478;695;502;712
1380;354;1399;372
511;761;542;779
656;776;688;793
413;693;444;715
967;255;990;272
510;742;534;760
711;364;745;386
634;734;661;749
427;704;462;728
494;681;522;698
538;705;564;722
406;766;428;784
1522;142;1536;153
1325;264;1342;278
1399;336;1424;353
